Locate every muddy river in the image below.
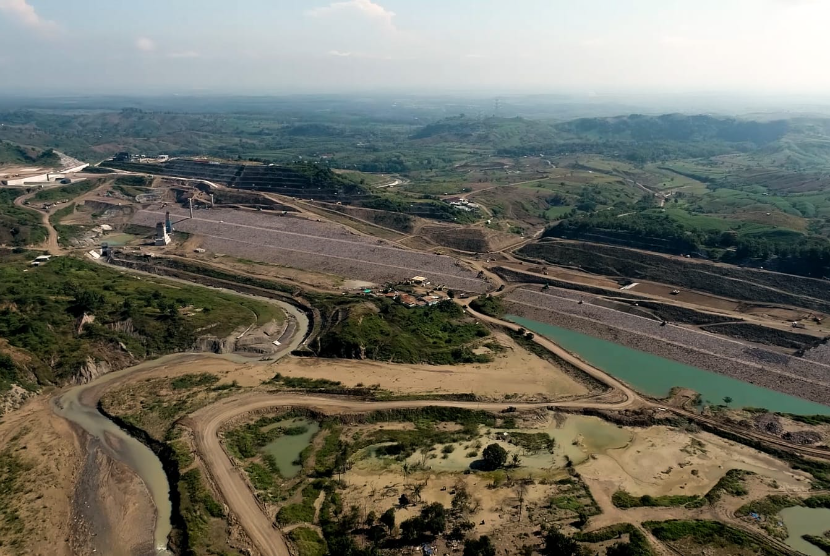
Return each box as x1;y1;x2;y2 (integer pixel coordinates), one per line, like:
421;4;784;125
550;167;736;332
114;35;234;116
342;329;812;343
52;298;308;553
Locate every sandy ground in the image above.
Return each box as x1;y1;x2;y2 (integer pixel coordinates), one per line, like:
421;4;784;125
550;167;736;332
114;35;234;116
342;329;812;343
580;425;812;508
0;395;153;556
0;392;158;556
270;331;589;401
0;397;80;556
71;435;156;556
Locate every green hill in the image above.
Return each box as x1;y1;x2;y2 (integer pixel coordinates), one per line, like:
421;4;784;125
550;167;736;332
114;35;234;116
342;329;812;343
555;114;789;145
0;141;60;167
411;115;559;149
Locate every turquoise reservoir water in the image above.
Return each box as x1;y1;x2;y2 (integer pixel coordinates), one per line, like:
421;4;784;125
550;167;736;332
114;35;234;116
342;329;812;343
508;315;830;416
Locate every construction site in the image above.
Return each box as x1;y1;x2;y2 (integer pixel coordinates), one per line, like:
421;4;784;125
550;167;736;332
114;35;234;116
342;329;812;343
30;156;830;408
5;155;830;556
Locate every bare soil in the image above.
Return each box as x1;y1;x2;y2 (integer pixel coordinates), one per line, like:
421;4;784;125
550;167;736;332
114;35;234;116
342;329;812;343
271;330;590;401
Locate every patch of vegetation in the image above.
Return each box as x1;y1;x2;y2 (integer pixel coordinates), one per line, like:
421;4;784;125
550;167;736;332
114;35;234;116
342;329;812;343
276;480;326;525
803;534;830;555
787;414;830;426
289;527;327;556
0;189;47;247
644;519;786;555
508;432;555;454
177;468;228;553
702;469;754;504
349;407;497;463
317;298;491;365
114;175;150;187
0;434;34;550
170;373;219;390
0;141;59;166
0;253;272;391
574;523;654;556
612;490;701;509
225;414;311;460
31;180;97;203
481;443;508;470
735;494;804;518
551;495;583;512
313;425;343;476
470;294;505;317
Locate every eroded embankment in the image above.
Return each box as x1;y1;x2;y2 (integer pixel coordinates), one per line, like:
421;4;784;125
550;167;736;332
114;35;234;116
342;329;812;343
98;403;188;553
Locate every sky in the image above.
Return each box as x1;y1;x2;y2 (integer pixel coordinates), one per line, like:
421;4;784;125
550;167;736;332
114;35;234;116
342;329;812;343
1;0;830;96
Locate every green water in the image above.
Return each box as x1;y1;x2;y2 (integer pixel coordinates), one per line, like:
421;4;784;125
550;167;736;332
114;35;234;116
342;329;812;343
395;416;631;472
261;418;320;478
100;233;136;246
508;315;830;416
779;506;830;556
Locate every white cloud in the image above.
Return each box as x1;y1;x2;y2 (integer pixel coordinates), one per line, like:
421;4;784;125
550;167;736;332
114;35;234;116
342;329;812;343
328;50;352;57
464;53;486;59
307;0;396;30
0;0;57;31
168;50;200;59
136;37;156;52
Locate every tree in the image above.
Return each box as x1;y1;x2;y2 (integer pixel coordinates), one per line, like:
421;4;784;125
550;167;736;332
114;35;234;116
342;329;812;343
463;535;496;556
511;453;522;467
606;541;640;556
541;529;580;556
451;485;473;515
72;288;104;315
398;493;411;507
413;482;425;502
365;510;376;527
723;396;733;404
448;520;475;541
420;502;447;535
400;518;423;543
516;481;528;521
380;508;396;532
482;443;508;470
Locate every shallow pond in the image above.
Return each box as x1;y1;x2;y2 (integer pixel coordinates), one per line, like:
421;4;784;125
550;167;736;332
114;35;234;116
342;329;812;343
100;232;136;246
261;418;320;478
779;506;830;556
508;316;830;416
394;415;631;473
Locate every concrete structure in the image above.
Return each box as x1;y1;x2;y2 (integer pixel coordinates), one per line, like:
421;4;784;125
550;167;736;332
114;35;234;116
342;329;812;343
155;222;171;246
165;211;174;234
1;163;89;186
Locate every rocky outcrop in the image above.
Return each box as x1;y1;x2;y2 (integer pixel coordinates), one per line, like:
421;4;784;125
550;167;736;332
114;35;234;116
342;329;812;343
71;357;115;385
193;336;236;354
1;384;34;415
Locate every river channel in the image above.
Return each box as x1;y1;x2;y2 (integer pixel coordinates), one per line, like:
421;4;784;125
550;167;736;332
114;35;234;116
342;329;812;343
509;315;830;416
52;298;308;553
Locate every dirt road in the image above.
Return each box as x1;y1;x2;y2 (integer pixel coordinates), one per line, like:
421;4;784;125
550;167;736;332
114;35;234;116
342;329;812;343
13;179;111;255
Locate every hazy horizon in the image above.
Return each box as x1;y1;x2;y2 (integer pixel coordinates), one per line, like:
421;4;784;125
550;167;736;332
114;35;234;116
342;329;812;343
2;0;830;98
